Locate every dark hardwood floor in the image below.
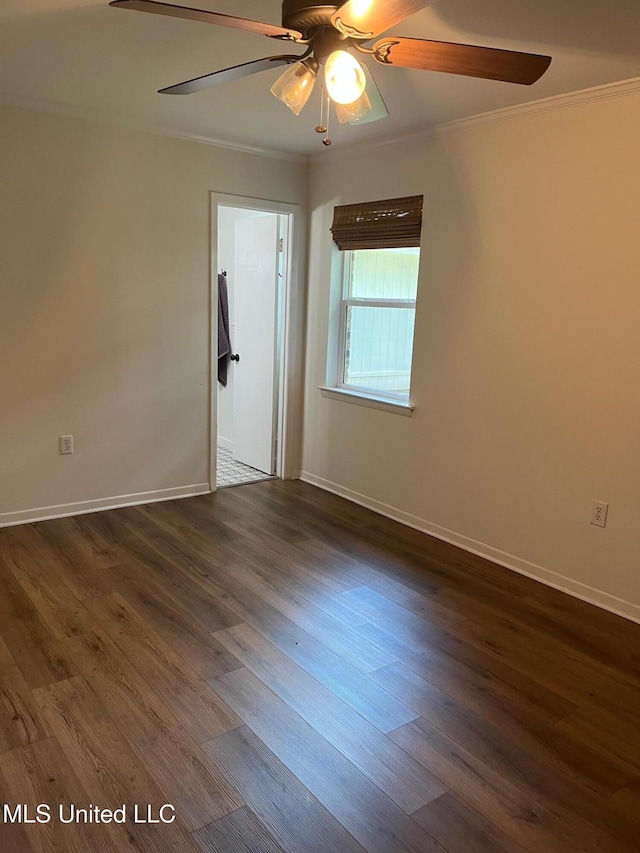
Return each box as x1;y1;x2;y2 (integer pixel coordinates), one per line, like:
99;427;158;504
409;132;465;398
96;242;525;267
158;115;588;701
1;479;639;852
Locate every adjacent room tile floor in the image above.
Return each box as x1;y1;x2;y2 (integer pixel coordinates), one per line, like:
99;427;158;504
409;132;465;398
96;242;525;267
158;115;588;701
216;444;274;488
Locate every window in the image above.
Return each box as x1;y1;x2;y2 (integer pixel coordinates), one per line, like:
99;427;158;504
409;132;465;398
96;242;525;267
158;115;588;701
339;247;418;398
326;195;422;410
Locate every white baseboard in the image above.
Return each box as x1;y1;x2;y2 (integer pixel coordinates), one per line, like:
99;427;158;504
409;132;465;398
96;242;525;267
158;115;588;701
300;471;640;625
217;437;233;451
0;483;211;529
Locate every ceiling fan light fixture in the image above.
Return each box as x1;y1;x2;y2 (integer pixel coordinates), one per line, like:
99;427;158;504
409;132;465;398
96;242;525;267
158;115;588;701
271;58;319;116
324;50;366;105
335;88;372;123
111;0;553;145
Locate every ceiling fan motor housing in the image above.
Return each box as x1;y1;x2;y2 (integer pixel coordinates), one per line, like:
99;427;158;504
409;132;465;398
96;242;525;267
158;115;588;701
281;1;339;36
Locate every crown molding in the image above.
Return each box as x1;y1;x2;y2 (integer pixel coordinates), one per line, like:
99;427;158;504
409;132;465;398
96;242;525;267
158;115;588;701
0;93;307;164
311;75;640;164
4;74;639;166
436;74;640;134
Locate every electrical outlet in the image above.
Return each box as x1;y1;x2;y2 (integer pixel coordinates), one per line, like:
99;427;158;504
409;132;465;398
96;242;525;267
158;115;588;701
590;500;608;528
60;435;74;455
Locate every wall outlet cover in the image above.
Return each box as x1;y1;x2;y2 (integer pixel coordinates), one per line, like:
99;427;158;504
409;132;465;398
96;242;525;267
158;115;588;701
590;500;608;528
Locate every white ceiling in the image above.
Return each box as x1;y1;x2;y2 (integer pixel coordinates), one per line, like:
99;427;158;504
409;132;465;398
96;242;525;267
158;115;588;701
1;0;639;156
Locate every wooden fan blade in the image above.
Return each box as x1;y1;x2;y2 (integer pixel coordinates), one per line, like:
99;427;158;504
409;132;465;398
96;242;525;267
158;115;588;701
159;55;302;94
372;37;552;85
332;0;433;39
109;0;302;41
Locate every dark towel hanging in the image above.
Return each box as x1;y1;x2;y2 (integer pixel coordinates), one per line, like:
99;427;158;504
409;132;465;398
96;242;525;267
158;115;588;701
217;272;231;386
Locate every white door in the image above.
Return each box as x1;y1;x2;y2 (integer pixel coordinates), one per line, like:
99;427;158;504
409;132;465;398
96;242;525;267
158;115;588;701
231;213;280;474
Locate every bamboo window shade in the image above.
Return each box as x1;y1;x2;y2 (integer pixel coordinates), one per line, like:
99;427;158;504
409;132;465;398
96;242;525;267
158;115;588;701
331;195;423;250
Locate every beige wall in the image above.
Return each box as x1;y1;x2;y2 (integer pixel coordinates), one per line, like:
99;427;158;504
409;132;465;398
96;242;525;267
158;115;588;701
303;92;640;620
0;105;306;521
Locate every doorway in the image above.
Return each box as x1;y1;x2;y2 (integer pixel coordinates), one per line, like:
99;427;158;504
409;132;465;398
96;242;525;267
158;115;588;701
210;194;302;491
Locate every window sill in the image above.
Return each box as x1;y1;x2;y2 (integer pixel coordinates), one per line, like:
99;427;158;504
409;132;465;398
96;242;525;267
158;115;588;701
319;386;414;417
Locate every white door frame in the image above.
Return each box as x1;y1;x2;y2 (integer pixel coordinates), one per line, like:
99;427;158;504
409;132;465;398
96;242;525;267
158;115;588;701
210;192;304;491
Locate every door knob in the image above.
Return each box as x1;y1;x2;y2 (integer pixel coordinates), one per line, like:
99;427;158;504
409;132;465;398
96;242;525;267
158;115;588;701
230;353;240;362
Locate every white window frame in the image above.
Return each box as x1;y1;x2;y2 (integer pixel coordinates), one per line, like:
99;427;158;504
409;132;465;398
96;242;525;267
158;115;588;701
320;248;417;416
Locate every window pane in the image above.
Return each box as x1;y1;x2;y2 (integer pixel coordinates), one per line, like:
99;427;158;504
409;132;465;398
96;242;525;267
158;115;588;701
344;306;415;395
348;248;419;300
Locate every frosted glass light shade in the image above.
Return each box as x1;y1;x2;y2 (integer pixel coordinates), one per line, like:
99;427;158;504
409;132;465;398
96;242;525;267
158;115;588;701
324;50;366;105
335;89;372;123
271;60;318;115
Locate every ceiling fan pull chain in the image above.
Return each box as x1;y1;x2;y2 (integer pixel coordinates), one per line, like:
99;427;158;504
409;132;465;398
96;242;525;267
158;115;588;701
323;95;332;146
315;77;327;134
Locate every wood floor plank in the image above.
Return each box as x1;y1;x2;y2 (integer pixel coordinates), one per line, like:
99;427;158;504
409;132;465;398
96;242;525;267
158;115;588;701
33;677;200;850
355;616;578;725
80;513;411;733
328;551;461;621
220;548;375;634
220;485;395;567
555;705;640;776
608;778;640;831
0;526;55;584
0;558;77;689
221;520;372;628
116;543;244;635
152;561;419;734
0;736;117;853
10;519;116;601
207;487;308;545
0;632;14;669
38;515;121;570
448;613;640;721
412;792;529;853
151;552;418;734
372;665;640;849
87;591;242;743
216;560;395;673
107;561;242;680
14;572;97;641
216;575;419;732
0;810;35;853
111;503;237;579
130;501;239;569
286;537;369;592
0;663;51;754
202;726;366;853
433;580;640;681
65;627;244;832
73;507;139;548
257;483;467;585
193;806;285;853
235;489;403;575
213;622;443;813
223;516;363;597
389;716;636;853
210;548;360;626
272;483;556;602
210;667;446;853
522;588;640;679
102;515;244;634
370;661;629;798
1;526;100;640
340;585;463;633
161;497;247;549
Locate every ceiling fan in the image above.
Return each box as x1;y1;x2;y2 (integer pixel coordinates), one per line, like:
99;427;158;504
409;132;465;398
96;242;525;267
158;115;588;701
110;0;552;144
